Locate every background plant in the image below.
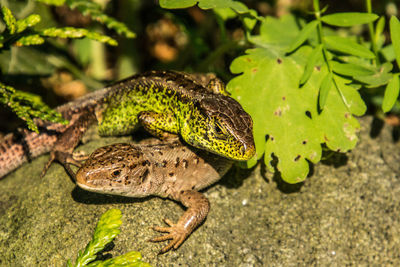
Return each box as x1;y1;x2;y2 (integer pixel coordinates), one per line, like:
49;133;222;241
0;0;134;132
1;0;399;183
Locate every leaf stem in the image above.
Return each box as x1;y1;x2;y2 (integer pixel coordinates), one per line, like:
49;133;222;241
366;0;379;65
313;0;332;72
313;0;350;109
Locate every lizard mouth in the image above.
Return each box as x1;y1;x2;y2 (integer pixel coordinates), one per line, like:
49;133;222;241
76;182;100;192
238;143;256;161
75;169;98;191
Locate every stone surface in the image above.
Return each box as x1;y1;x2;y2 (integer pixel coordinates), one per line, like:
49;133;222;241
0;116;399;266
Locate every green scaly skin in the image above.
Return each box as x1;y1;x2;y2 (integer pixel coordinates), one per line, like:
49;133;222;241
97;71;255;161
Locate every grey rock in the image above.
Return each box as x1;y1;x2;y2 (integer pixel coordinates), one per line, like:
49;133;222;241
0;116;399;266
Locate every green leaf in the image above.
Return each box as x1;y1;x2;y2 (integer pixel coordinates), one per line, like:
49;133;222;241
213;7;236;20
1;6;17;34
249;15;302;52
16;14;41;33
15;34;45;46
35;0;66;5
85;31;118;46
41;27;88;38
314;74;366;152
381;44;396;62
354;62;393;88
382;74;400;113
321;12;378;27
331;61;375;77
161;0;245;10
228;46;365;183
68;209;152;267
73;209;123;266
324;35;375;59
41;27;118;46
160;0;195;8
86;251;152;267
333;75;366;116
160;0;260;23
0;83;67;133
286;20;318;53
319;72;333;110
390;16;400;69
300;44;323;85
375;16;385;43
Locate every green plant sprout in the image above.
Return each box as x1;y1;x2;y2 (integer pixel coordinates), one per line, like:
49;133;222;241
67;209;151;267
0;82;68;132
161;0;400;183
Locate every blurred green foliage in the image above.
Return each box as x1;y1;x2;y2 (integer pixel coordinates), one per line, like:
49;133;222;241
0;0;135;132
1;0;400;182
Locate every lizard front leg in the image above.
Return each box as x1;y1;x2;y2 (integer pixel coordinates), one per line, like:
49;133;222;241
41;110;96;178
138;111;179;141
150;190;210;253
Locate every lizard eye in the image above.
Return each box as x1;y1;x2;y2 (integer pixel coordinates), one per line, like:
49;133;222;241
112;170;121;177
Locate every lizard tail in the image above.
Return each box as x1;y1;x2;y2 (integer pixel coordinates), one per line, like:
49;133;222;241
0;130;58;179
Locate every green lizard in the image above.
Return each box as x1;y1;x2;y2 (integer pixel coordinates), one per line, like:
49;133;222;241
0;71;255;178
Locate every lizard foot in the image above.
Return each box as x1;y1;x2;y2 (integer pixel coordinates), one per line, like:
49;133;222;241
150;218;189;254
41;151;86;178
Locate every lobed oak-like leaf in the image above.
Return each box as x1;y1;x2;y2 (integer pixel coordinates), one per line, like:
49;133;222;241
228;45;366;183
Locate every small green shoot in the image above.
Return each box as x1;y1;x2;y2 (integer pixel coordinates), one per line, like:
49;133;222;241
67;209;151;267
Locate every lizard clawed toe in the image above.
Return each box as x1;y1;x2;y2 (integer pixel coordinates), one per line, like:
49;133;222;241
150;218;189;254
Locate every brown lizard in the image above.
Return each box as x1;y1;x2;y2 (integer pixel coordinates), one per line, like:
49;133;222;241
75;139;233;253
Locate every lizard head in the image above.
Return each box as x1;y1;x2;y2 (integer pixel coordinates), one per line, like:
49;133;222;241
75;143;152;197
183;94;255;161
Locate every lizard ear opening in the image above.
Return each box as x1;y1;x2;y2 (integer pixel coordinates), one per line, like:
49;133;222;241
211;120;228;140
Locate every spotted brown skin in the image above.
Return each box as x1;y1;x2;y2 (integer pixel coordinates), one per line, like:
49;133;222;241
76;140;232;253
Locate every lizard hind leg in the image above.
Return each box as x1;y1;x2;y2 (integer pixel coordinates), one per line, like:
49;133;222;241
150;190;210;253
